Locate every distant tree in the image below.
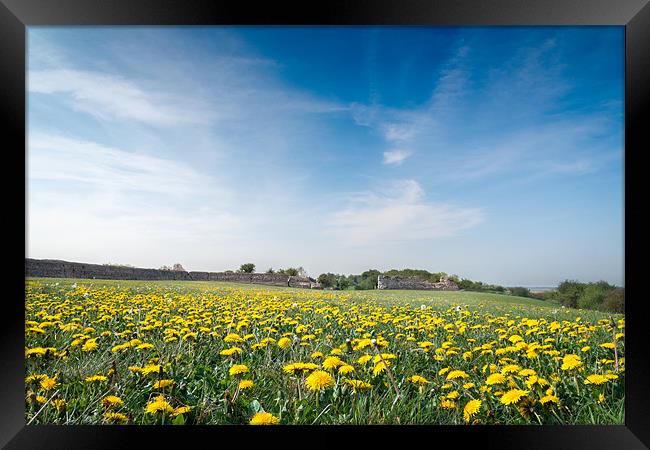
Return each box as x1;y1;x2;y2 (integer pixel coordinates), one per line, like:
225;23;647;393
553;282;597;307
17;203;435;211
602;288;624;313
238;263;255;274
433;272;448;282
159;265;172;271
266;268;275;274
104;262;135;268
557;280;586;308
278;267;299;276
172;263;186;272
509;287;531;298
317;273;336;288
360;269;381;289
337;276;351;290
578;281;615;310
384;268;438;282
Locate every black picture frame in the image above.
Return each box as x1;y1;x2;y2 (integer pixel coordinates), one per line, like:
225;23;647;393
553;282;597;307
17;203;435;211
2;0;648;448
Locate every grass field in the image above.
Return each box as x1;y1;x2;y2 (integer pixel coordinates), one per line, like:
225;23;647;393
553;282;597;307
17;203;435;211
25;277;624;425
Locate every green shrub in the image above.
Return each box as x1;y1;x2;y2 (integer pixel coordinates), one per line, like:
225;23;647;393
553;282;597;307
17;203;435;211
602;288;624;313
509;287;531;298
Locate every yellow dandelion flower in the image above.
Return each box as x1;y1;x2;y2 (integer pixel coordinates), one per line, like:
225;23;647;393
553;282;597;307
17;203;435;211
220;347;243;356
224;333;244;343
283;363;300;374
501;364;521;375
102;396;124;407
344;379;373;390
446;370;469;380
51;399;66;411
584;374;609;385
500;389;529;405
104;411;129;423
81;339;99;352
518;369;536;377
145;395;174;414
85;374;108;383
463;399;482;422
277;337;292;349
136;343;154;350
305;370;335;392
486;373;506;385
440;399;457;409
322;356;345;370
357;354;373;365
338;365;355;375
525;376;549;388
153;379;175;389
39;375;58;391
140;364;164;376
540;395;560;405
172;406;191;416
561;354;582;371
25;373;47;383
373;361;388;376
407;375;430;385
372;353;396;364
239;379;254;390
250;412;280;425
229;364;249;376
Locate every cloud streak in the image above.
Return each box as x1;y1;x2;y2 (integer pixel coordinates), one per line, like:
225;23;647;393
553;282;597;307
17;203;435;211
383;149;411;165
326;180;484;246
29;69;214;126
28;133;228;199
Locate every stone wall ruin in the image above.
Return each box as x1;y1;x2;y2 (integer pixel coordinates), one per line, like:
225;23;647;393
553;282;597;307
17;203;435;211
25;258;321;289
377;275;459;291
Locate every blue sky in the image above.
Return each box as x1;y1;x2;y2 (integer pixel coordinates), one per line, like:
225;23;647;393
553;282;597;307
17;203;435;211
26;27;624;286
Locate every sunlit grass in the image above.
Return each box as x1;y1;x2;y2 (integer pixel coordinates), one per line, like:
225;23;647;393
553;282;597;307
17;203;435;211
25;277;624;425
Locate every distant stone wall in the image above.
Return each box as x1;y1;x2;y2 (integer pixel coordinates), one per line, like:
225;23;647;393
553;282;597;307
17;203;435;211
25;259;192;281
25;258;321;289
377;275;459;291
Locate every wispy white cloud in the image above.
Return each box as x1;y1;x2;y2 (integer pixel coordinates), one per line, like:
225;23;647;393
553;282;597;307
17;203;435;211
28;133;228;199
326;180;484;246
29;69;214;126
382;149;411;165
